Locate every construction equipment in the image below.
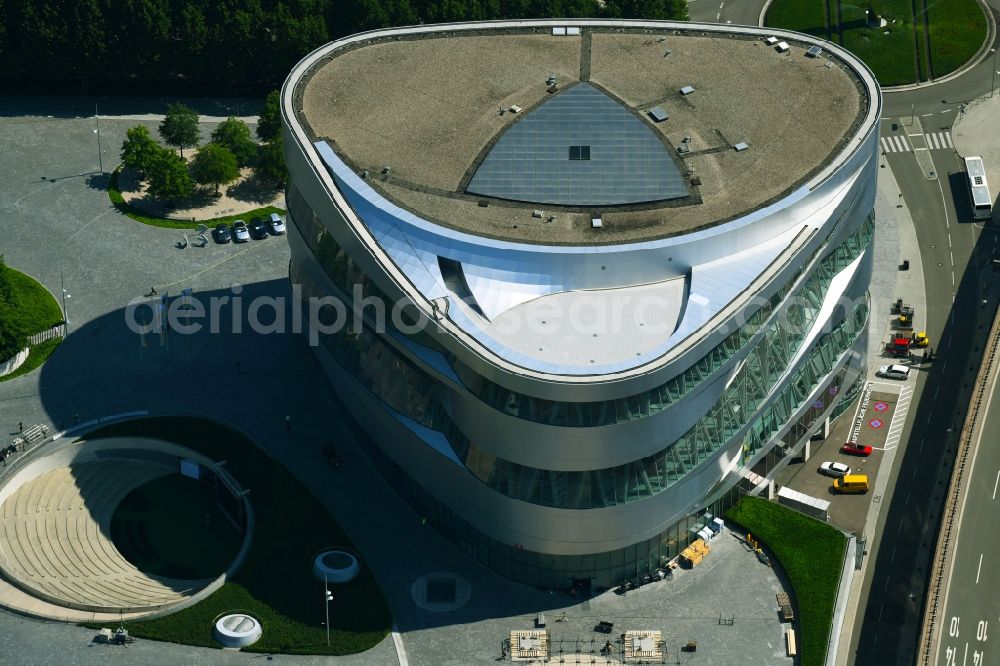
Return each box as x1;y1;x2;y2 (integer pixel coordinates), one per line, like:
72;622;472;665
891;298;915;329
911;332;930;348
884;336;913;358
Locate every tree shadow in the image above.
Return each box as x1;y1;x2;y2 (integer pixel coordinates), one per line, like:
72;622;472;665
227;172;281;205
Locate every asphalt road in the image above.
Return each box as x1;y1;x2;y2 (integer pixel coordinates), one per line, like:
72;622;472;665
933;354;1000;666
851;137;995;665
687;0;763;26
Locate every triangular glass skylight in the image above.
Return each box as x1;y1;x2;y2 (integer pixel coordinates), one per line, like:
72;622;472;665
467;83;687;206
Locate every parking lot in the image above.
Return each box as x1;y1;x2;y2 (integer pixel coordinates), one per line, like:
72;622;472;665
779;381;912;536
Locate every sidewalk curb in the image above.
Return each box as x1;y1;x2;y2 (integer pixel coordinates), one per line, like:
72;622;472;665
758;0;775;27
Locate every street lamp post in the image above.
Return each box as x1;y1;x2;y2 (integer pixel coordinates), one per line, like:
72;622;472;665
94;103;103;174
324;572;332;646
60;271;71;328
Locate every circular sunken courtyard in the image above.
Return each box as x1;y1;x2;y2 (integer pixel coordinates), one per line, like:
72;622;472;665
0;436;250;617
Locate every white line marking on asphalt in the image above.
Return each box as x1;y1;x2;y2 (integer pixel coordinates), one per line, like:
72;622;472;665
977;554;984;584
922;113;933;117
929;133;939;149
943;360;948;373
885;576;890;591
942;108;951;113
935;386;941;399
964;641;968;665
993;470;999;499
891;546;896;562
945;133;954;147
716;11;720;18
879;605;884;621
391;625;409;666
952;272;956;286
951;250;955;265
948;234;953;248
919;438;925;452
905;491;911;506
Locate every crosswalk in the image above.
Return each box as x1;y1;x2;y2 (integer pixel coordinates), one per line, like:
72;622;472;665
880;131;954;153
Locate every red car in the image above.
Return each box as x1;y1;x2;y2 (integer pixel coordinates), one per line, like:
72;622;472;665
841;443;873;457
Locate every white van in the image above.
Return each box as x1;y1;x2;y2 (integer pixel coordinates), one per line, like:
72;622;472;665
877;364;910;380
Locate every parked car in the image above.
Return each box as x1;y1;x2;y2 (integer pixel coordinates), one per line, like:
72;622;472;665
212;223;232;244
877;364;910;380
819;461;851;477
268;212;286;235
232;220;250;242
249;217;269;240
833;474;869;494
841;443;873;457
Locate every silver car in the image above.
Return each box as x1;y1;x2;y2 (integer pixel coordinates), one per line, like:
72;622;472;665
268;212;286;235
232;220;250;242
819;461;850;478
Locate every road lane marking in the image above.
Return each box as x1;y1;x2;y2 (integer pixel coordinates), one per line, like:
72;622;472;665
879;605;884;621
977;554;983;584
885;576;890;591
905;491;911;506
952;272;956;286
949;234;953;248
899;519;904;534
891;546;896;562
993;470;999;499
935;386;941;399
919;438;925;452
951;250;955;265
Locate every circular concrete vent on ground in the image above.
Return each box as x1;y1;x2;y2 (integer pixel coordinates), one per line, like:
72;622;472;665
213;613;262;648
313;549;360;583
410;572;471;612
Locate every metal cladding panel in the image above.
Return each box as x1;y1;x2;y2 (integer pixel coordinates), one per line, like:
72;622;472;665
467;84;687;206
313;139;868;377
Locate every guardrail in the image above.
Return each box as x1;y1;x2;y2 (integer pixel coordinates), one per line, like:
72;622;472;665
917;303;1000;663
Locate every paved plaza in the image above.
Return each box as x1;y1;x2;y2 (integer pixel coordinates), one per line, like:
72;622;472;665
0;98;795;663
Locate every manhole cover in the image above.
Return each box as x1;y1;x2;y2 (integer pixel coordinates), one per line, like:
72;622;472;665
426;578;456;603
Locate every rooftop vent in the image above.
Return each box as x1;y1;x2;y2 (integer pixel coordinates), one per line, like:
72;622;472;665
734;142;749;152
764;36;779;45
776;41;790;53
552;27;566;36
477;199;489;208
566;27;580;35
679;85;695;95
509;104;522;114
690;175;702;186
532;209;543;218
591;215;603;229
806;45;823;58
568;145;591;160
648;107;668;122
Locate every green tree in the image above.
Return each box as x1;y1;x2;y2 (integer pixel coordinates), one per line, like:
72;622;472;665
210;117;257;168
146;148;194;202
120;126;161;174
256;90;281;142
159;102;201;157
191;143;239;194
257;135;287;186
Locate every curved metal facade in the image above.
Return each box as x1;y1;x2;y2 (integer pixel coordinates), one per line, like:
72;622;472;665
282;20;881;588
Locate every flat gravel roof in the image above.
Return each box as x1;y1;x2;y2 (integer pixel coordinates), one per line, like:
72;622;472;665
296;26;868;245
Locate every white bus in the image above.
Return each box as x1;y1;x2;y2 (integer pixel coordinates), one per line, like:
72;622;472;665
965;156;993;220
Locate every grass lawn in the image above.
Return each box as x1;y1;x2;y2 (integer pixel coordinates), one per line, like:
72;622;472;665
767;0;986;86
0;337;62;383
1;265;64;335
0;264;64;382
927;0;989;78
85;417;391;655
764;0;829;38
108;167;284;230
726;496;846;666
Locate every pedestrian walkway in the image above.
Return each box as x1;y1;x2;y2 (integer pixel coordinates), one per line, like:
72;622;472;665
881;384;914;451
880;131;953;154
